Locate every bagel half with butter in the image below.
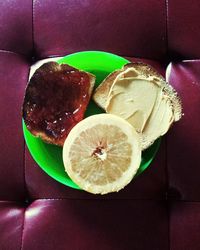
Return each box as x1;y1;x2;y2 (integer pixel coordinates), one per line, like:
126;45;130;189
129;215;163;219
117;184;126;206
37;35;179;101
93;62;182;150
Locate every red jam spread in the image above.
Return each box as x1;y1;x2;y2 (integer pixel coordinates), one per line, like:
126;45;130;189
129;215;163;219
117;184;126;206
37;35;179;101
22;62;92;146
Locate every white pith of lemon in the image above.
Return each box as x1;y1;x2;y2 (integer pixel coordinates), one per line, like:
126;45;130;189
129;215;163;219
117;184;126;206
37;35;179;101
63;114;141;194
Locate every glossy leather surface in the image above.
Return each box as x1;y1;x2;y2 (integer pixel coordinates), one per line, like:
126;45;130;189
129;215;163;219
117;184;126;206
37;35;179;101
1;0;200;249
33;0;166;60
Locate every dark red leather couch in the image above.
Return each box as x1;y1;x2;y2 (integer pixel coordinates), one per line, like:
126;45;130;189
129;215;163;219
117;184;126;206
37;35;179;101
1;1;200;249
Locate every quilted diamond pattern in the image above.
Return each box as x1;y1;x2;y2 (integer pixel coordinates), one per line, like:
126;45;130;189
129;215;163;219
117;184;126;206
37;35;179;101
1;0;200;249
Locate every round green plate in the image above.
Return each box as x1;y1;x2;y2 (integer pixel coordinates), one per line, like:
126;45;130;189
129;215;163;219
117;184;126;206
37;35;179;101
23;51;161;190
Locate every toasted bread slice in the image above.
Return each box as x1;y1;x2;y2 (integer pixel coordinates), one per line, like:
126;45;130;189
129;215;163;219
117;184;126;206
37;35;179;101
93;62;166;109
23;61;95;146
93;62;182;150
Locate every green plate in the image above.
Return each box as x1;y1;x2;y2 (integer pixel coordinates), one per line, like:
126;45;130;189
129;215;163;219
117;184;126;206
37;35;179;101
23;51;161;190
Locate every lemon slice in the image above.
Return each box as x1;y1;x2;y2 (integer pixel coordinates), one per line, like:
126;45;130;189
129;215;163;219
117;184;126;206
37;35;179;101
63;114;141;194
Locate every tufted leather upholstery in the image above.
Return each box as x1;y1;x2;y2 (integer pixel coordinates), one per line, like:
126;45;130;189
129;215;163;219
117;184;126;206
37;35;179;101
1;1;200;249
